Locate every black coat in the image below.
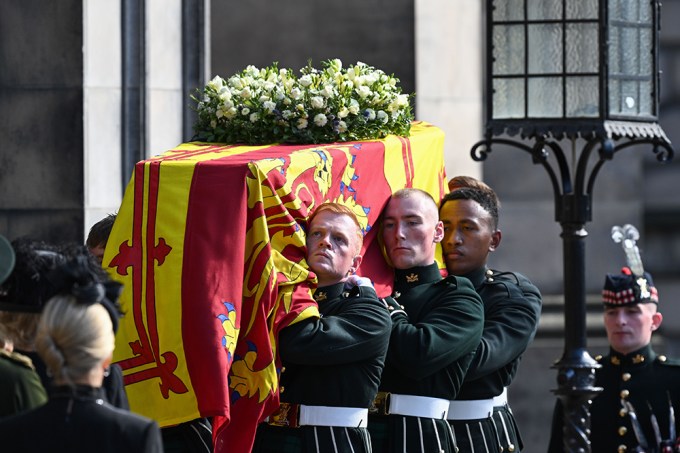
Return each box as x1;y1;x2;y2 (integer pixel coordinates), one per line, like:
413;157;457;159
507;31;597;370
0;384;162;453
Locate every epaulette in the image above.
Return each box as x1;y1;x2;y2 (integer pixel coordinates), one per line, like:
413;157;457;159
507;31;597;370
437;275;459;287
656;355;680;367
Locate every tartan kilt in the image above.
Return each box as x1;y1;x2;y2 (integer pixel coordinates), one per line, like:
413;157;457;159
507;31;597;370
253;422;372;453
368;414;457;453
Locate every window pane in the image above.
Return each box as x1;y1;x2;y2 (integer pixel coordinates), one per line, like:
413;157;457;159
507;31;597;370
621;27;640;76
493;0;524;21
528;24;563;74
608;79;621;115
638;80;653;116
528;77;563;117
566;76;599;117
493;25;525;75
493;78;526;119
639;28;653;76
566;23;599;73
566;0;598;19
528;0;562;20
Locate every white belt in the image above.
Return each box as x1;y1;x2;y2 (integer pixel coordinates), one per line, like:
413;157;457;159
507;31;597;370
299;405;368;428
388;394;449;419
447;398;494;420
492;387;508;407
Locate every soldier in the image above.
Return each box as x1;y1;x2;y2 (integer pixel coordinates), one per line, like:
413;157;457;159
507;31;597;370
439;184;542;452
368;188;485;453
548;252;680;451
253;202;391;453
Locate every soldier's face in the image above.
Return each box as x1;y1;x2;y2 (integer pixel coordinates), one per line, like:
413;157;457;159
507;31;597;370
306;211;362;287
382;195;443;270
440;199;501;276
603;303;662;355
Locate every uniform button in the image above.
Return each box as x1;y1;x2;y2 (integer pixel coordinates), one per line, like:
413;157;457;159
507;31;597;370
622;373;631;382
659;355;667;362
280;386;285;393
618;426;627;436
507;444;515;452
281;367;286;373
619;408;627;417
488;277;494;282
618;445;627;452
620;389;630;399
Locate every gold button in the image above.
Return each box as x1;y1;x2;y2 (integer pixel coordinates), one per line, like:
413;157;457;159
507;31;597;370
620;389;629;399
618;426;627;436
619;408;627;417
622;373;631;381
659;355;667;362
618;445;627;453
281;367;286;373
507;444;515;452
280;386;285;393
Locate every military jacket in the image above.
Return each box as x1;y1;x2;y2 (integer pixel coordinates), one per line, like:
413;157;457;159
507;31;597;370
379;263;484;398
0;350;47;418
369;263;484;453
277;283;391;407
456;266;542;400
549;344;680;453
254;283;391;453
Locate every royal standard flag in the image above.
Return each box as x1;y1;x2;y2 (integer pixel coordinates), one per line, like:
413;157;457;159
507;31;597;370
104;121;446;452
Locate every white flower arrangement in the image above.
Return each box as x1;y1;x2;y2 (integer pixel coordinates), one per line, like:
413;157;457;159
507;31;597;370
192;59;414;144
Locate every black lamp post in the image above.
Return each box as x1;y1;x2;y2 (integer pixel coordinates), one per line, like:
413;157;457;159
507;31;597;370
471;1;674;451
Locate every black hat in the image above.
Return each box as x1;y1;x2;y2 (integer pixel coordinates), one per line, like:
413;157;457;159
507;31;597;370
0;235;15;286
602;266;659;307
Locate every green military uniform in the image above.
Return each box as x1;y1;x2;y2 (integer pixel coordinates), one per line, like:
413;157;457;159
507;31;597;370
549;267;680;452
0;349;47;418
449;267;541;453
549;345;680;452
368;263;484;453
253;282;391;453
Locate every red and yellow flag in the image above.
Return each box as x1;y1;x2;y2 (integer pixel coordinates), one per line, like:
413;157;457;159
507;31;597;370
104;121;446;452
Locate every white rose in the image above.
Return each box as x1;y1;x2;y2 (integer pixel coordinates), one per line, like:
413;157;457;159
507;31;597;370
290;87;302;100
263;81;275;92
225;107;237;119
356;86;372;99
210;120;217;128
314;113;328;127
348;99;360;115
337;107;349;119
337;120;348;133
310;96;325;109
249;112;260;123
229;76;243;90
377;110;388;124
299;74;313;87
320;85;334;98
297;118;308;129
216;109;224;119
240;87;252;99
263;100;277;112
282;110;293;119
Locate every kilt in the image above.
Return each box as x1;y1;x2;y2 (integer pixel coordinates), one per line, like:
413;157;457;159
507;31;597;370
492;405;523;452
368;414;457;453
253;422;372;453
449;416;501;453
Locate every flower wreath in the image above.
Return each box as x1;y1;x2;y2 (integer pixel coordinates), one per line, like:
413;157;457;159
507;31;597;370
192;59;414;145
